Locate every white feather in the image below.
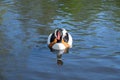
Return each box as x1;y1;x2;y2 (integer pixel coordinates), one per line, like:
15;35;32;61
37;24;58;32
68;33;73;48
47;33;52;45
52;43;66;50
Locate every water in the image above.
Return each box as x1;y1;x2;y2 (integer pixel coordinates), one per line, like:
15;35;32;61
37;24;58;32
0;0;120;80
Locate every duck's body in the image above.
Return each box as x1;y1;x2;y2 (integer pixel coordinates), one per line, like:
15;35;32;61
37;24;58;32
47;28;72;53
47;28;73;65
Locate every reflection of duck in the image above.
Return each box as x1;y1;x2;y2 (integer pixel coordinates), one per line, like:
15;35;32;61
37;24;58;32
47;28;72;65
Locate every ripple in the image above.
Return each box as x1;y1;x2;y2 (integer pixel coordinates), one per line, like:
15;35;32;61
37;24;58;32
87;66;120;74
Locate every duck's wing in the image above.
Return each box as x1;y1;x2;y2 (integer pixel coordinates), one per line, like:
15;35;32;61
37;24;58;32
63;33;69;42
47;33;56;45
67;33;73;48
63;33;73;48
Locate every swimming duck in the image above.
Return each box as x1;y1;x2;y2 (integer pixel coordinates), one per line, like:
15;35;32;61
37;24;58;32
47;28;73;65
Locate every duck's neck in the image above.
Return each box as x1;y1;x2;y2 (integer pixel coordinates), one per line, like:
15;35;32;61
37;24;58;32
57;37;62;43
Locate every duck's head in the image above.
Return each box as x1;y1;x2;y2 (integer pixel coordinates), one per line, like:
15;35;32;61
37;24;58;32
54;28;67;42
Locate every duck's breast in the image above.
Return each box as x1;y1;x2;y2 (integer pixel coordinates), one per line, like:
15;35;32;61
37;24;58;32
52;43;66;50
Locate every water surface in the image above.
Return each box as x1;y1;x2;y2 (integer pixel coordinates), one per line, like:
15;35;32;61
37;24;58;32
0;0;120;80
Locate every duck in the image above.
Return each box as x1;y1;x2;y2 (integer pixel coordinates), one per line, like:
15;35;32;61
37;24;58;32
47;28;73;65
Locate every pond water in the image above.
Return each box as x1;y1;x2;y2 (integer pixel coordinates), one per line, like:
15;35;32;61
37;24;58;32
0;0;120;80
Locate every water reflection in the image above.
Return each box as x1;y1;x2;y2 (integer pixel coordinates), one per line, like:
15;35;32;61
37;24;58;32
57;60;63;66
0;0;120;80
